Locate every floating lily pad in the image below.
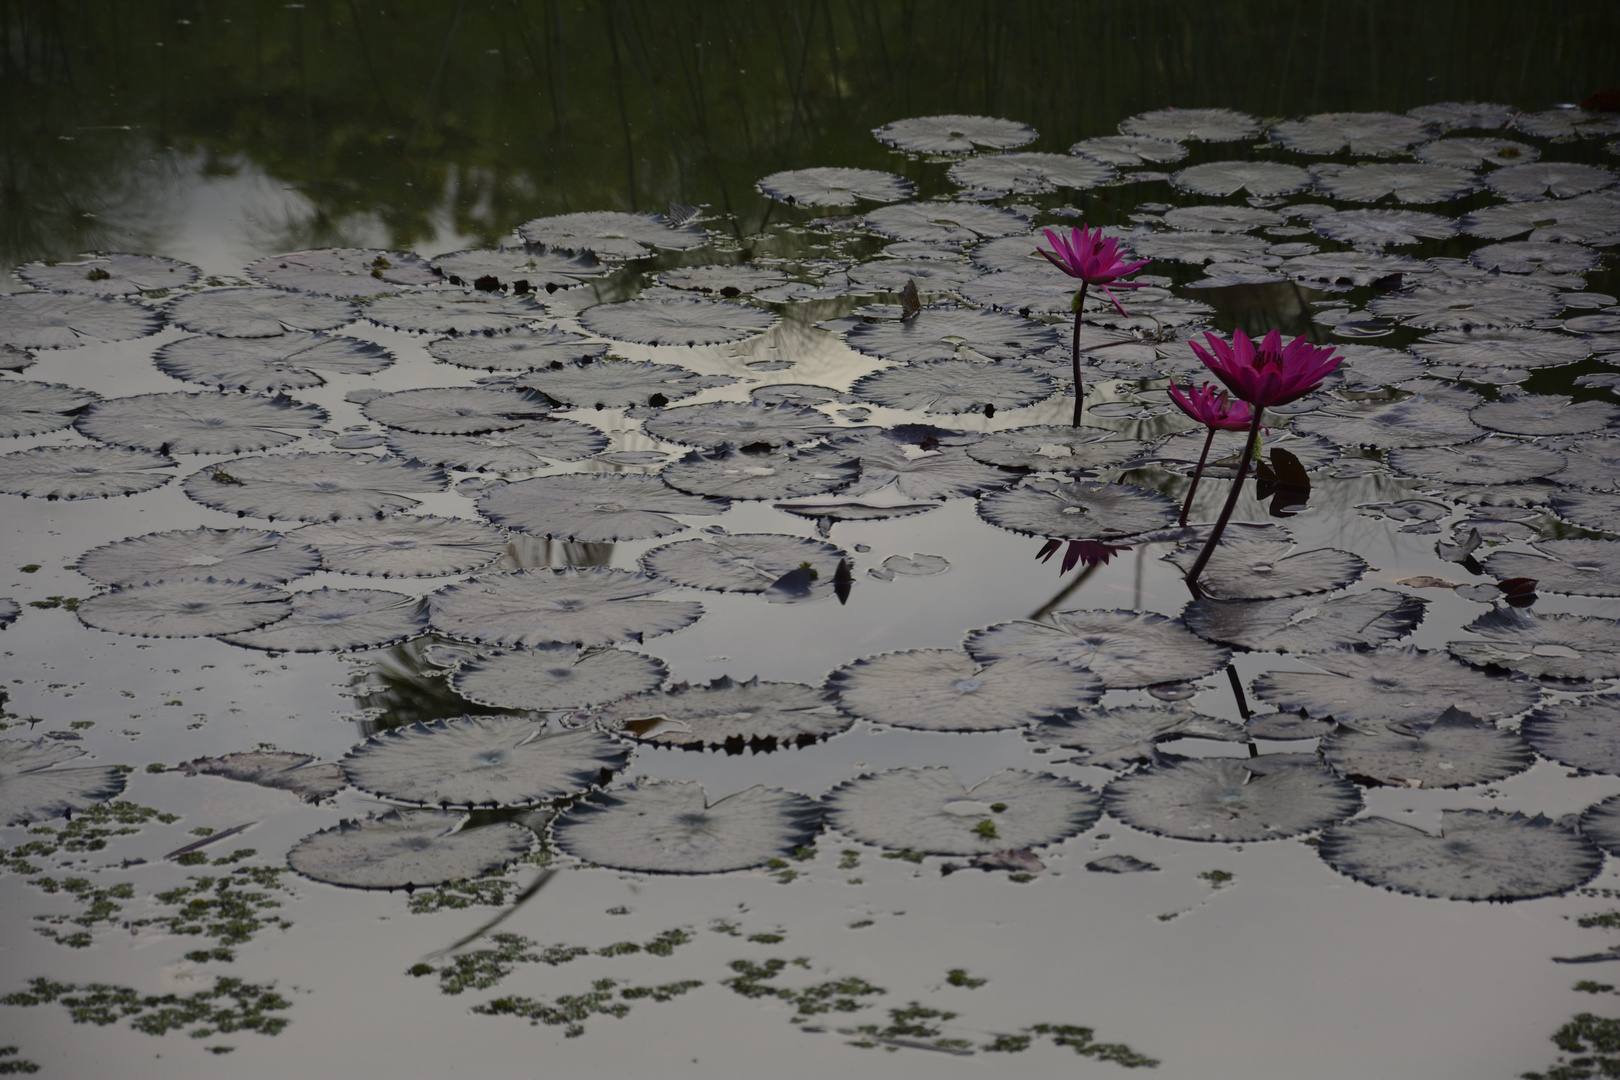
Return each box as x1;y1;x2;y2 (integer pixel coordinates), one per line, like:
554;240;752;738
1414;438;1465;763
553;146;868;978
218;587;425;653
849;359;1053;414
1389;440;1567;484
969;234;1055;273
757;167;915;206
0;446;175;499
363;291;546;334
1448;607;1620;680
427;567;702;648
1321;708;1534;787
1549;492;1620;534
294;516;507;578
977;479;1177;541
477;473;726;542
1270;112;1434;155
386;418;607;472
641;532;846;593
1163;206;1285;234
449;645;668;711
1184;589;1426;653
1129;231;1270;264
288;808;534;889
1408;102;1520;130
1515;109;1620;138
76;580;292;638
182;452;448;521
1120;107;1261;142
1032;706;1243;767
1485;162;1617;201
661;444;858;500
0;380;98;438
1470;241;1601;275
1556;436;1620;492
1154;430;1339;478
1251;646;1541;725
825;767;1099;855
0;345;35;372
826;431;1008;501
1104;756;1362;843
1170;161;1311;197
1461;193;1620;243
966;426;1146;472
1580;795;1620;855
246;248;438;296
636;401;841;450
0;292;163;348
844;307;1059;365
342;717;625;809
1472;394;1616;436
519;359;733;409
958;268;1083;314
947;152;1116;197
1412;328;1590;377
577;297;775;347
1332;344;1429;388
966;609;1229;689
1165;542;1368;600
872;114;1037;153
1316;809;1600;901
656;265;789;295
1311;163;1479;204
427;327;608;372
1414;136;1540;168
77;527;319;586
861;202;1031;245
168;288;357;337
1068;135;1187;165
431;246;604;291
75;392;327;455
518;211;707;259
828;649;1101;732
360;387;551;436
1294;393;1481;448
17;252;199;296
154;332;394;391
574;676;848;748
1368;281;1563;329
846;258;981;294
553;779;821;874
1483;539;1620;598
1522;695;1620;773
177;751;346;803
0;740;127;825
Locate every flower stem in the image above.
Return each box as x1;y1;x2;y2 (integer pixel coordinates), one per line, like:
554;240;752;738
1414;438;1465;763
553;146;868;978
1070;281;1089;428
1180;427;1217;527
1183;406;1266;588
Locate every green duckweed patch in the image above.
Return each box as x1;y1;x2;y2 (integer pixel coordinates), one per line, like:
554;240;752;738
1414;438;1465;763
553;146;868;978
0;1045;40;1075
945;969;986;988
1523;1012;1620;1079
0;976;290;1038
472;977;703;1038
722;957;885;1022
3;802;179;875
417;928;696;996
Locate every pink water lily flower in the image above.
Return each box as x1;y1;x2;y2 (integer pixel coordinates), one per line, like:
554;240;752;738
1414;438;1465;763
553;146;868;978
1190;328;1343;408
1038;225;1149;316
1037;538;1131;574
1166;382;1255;431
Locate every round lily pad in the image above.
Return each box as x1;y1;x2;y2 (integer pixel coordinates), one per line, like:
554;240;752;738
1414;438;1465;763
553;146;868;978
76;580;293;638
1472;394;1618;436
1320;708;1533;788
517;211;707;259
947;152;1115;197
1522;695;1620;774
1414;136;1538;167
1120;107;1261;142
1183;589;1427;653
1270;112;1434;155
1485;162;1617;201
958;268;1083;314
247;248;439;296
363;291;546;334
1549;493;1620;534
477;473;727;542
1104;756;1363;843
572;676;849;748
661;444;859;500
76;526;320;586
977;479;1178;541
577;297;775;346
637;401;841;449
431;247;604;291
656;264;789;295
1409;102;1519;130
847;258;981;294
287;808;535;889
1579;795;1620;855
294;515;507;578
0;739;127;826
1471;241;1601;275
850;359;1053;414
1557;436;1620;492
181;452;448;521
0;380;99;438
1294;393;1481;448
177;751;345;803
0;292;164;349
1311;163;1480;204
1164;542;1368;601
1483;539;1620;598
1412;329;1591;376
1448;607;1620;681
1251;646;1541;725
1128;231;1270;264
167;288;357;336
17;252;199;296
1461;192;1620;243
966;609;1230;689
844;306;1058;364
828;649;1102;732
1171;161;1311;197
825;767;1099;855
837;431;1014;501
1032;706;1244;768
361;386;551;436
0;446;175;499
757;167;915;206
386;418;607;472
966;426;1147;471
428;327;608;372
872;114;1037;153
218;587;426;653
75;392;327;455
861;202;1032;245
427;567;702;648
1309;210;1458;248
641;532;847;593
1068;135;1187;165
1163;205;1284;232
450;645;669;711
1367;281;1564;330
519;359;734;408
153;332;394;391
1389;440;1567;484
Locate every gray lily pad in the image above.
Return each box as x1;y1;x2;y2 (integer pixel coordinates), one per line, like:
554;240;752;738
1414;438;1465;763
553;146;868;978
1414;136;1540;168
977;479;1177;541
1485;163;1618;201
1294;392;1482;448
1581;796;1620;859
1368;281;1563;329
431;246;604;291
1163;205;1285;232
287;808;534;889
77;526;320;586
636;401;841;449
0;292;163;348
969;234;1058;273
1104;756;1363;842
1310;163;1480;204
830;430;1010;501
966;609;1230;689
966;426;1147;472
828;649;1102;732
342;718;625;808
552;780;822;874
1251;646;1541;725
1333;344;1429;388
1522;695;1620;773
844;307;1058;364
0;739;127;825
849;359;1053;414
661;444;858;500
154;332;394;391
519;359;734;409
168;288;357;336
1549;493;1620;534
449;645;669;711
846;258;981;294
641;532;847;593
1556;436;1620;492
361;387;551;436
1470;241;1601;275
1311;210;1460;249
872;114;1037;153
1164;542;1368;600
1154;430;1339;478
1461;193;1620;243
1068;135;1187;165
75;392;327;454
76;580;292;638
1389;440;1567;484
0;380;98;438
519;211;708;259
295;515;507;578
477;473;727;542
1120;108;1261;142
577;297;775;347
1483;540;1620;598
1129;231;1271;264
427;567;702;648
1448;607;1620;681
573;676;849;748
1412;328;1590;376
1183;589;1426;653
1321;708;1534;787
947;152;1116;197
1316;809;1600;901
0;446;175;499
1472;394;1617;436
1514;109;1620;138
363;291;546;334
825;767;1099;855
958;268;1084;314
428;327;608;372
861;202;1031;245
219;587;425;653
1270;112;1434;155
177;751;346;803
1171;161;1311;197
386;418;607;472
181;452;448;521
655;265;789;295
1032;705;1244;767
17;252;199;296
757;167;915;206
0;345;34;372
1409;102;1520;130
246;248;438;296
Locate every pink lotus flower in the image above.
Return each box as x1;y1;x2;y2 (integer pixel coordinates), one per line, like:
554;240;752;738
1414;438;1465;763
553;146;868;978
1166;382;1255;431
1037;538;1132;574
1038;225;1149;316
1190;329;1343;408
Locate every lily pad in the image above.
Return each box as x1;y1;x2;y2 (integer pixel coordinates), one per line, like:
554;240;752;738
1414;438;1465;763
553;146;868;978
1414;137;1540;168
154;332;394;391
0;380;98;438
825;767;1099;855
246;248;438;296
969;234;1057;273
1514;109;1620;139
828;649;1102;732
361;386;551;436
0;446;175;499
477;473;727;542
181;453;448;521
177;751;346;803
849;359;1053;414
861;202;1031;245
1471;394;1617;436
75;580;292;638
958;268;1085;314
426;567;702;648
168;288;357;337
1470;241;1601;275
1163;205;1284;233
1411;328;1590;376
1251;646;1541;725
641;532;847;593
844;306;1058;365
219;587;425;653
1389;440;1567;484
1448;607;1620;681
1171;161;1311;197
0;292;163;348
846;258;981;294
1483;540;1620;598
966;426;1147;472
1067;135;1187;165
1310;163;1479;204
872;114;1037;154
577;297;775;347
1294;393;1482;448
977;479;1178;541
1549;493;1620;534
1485;162;1617;201
1164;542;1368;600
519;359;734;409
573;676;849;748
830;430;1011;501
1128;231;1270;264
294;515;507;578
430;328;610;375
363;291;546;334
966;609;1229;689
1522;695;1620;773
75;392;327;455
1320;708;1534;787
1032;705;1243;767
656;265;790;295
552;779;822;874
1460;193;1620;244
661;444;859;501
76;526;319;586
1316;809;1600;901
1556;436;1620;492
449;645;669;711
757;167;915;206
386;418;607;472
1368;280;1563;329
1579;795;1620;855
1185;588;1426;653
1332;344;1429;388
17;252;199;296
947;152;1116;197
1120;107;1261;142
431;247;604;291
1270;112;1435;155
517;211;707;259
636;401;841;450
1408;102;1520;130
0;740;127;826
1104;756;1362;842
287;808;534;889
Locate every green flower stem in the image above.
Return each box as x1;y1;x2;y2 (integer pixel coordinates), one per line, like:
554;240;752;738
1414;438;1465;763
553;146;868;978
1184;405;1266;589
1179;427;1218;527
1070;281;1089;428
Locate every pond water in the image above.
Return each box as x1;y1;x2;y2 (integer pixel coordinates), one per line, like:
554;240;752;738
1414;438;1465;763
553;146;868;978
4;5;1620;1078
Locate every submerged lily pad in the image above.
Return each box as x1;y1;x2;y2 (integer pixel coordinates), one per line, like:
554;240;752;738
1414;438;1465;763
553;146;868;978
363;291;546;335
154;332;393;391
0;740;127;825
18;252;199;296
825;767;1099;855
757;167;914;206
1171;161;1311;197
1184;589;1426;653
577;297;775;347
872;114;1037;154
1311;163;1479;204
246;248;438;296
844;307;1058;365
1033;706;1243;767
76;527;319;586
294;515;506;578
1483;540;1620;598
1104;757;1362;843
641;532;847;593
519;359;733;409
1448;607;1620;681
342;717;626;809
219;587;425;653
1389;440;1567;484
850;359;1053;414
1251;646;1541;725
1068;135;1187;165
966;610;1229;689
1120;107;1261;142
977;479;1177;541
1522;696;1620;773
1270;112;1434;155
177;751;345;803
1294;393;1481;448
168;288;356;337
0;444;176;500
828;649;1102;732
1485;162;1617;201
428;327;608;372
573;676;849;748
75;392;327;455
636;401;841;449
427;567;702;648
948;153;1116;197
75;580;292;638
1321;708;1533;788
181;453;448;521
1471;394;1617;437
287;808;534;889
0;292;163;348
0;380;98;438
661;444;858;501
519;211;707;259
477;473;727;542
1316;810;1600;901
1164;542;1368;600
861;202;1031;245
449;645;668;711
386;418;607;472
